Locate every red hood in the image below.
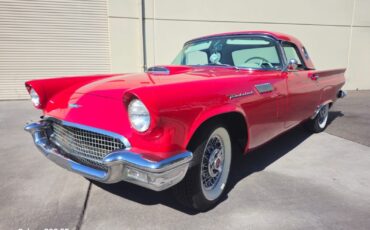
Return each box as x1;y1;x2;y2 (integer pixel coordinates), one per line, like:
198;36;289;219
73;65;257;99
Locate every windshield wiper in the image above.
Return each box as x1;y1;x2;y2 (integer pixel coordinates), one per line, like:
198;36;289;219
207;63;240;70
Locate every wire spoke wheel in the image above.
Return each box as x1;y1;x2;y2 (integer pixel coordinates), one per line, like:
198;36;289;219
172;125;233;210
304;103;331;133
318;104;329;129
200;127;231;201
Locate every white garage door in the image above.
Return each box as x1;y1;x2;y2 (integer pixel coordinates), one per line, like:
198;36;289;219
0;0;111;100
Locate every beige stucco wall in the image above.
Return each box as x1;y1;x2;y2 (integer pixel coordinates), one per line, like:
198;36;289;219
108;0;370;90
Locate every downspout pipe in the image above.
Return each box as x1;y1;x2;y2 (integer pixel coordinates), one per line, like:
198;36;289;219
139;0;147;71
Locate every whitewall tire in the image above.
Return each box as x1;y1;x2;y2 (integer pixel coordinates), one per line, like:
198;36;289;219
173;123;233;211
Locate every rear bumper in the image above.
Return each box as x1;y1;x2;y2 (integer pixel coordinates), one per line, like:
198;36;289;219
24;121;192;191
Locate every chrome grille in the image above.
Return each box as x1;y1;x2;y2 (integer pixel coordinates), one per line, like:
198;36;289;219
50;122;125;170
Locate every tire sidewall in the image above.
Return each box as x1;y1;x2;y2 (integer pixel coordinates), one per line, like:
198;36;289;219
313;104;329;132
190;125;232;210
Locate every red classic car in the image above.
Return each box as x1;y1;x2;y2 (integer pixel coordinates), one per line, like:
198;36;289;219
25;31;346;211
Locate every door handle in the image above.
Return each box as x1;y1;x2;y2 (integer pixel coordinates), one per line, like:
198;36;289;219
310;74;319;80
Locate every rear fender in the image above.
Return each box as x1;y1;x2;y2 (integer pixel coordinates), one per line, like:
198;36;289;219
315;68;346;107
320;85;335;106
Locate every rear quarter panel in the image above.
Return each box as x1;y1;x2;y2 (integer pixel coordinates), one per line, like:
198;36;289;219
309;69;346;105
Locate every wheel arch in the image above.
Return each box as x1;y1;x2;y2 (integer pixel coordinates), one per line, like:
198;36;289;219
185;105;249;157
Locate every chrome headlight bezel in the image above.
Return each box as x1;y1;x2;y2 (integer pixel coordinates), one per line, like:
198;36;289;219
128;98;151;132
29;88;41;107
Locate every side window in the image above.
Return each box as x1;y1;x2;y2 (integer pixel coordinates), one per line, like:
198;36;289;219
282;42;307;69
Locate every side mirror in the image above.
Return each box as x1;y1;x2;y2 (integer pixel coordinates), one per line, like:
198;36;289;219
286;59;298;71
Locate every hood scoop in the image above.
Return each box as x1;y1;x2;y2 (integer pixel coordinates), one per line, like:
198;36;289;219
146;66;170;75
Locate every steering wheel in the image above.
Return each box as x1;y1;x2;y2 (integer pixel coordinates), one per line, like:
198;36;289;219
244;57;274;68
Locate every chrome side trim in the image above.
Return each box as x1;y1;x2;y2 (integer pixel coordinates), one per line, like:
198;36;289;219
255;83;273;94
24;120;193;191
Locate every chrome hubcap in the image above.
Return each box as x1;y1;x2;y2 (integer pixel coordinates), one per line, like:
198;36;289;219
201;135;224;190
318;105;329;127
208;147;224;177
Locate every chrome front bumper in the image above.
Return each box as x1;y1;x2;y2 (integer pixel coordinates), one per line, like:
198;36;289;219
24;121;192;191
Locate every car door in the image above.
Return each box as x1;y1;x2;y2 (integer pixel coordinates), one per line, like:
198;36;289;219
242;72;287;149
282;42;320;128
230;39;287;149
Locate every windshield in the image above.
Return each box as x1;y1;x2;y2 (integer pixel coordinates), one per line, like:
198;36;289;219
172;36;282;70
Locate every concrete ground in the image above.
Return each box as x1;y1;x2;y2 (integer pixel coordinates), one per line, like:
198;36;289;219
0;90;369;230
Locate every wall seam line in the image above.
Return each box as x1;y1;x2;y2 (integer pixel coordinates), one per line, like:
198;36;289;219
142;18;354;28
346;0;356;89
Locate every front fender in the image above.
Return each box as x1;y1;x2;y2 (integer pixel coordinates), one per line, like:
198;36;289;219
185;103;249;149
25;74;121;109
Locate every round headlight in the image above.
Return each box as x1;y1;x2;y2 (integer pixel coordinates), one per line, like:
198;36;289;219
29;88;40;107
128;99;151;132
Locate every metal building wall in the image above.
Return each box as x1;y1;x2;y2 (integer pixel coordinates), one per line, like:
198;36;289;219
0;0;111;100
